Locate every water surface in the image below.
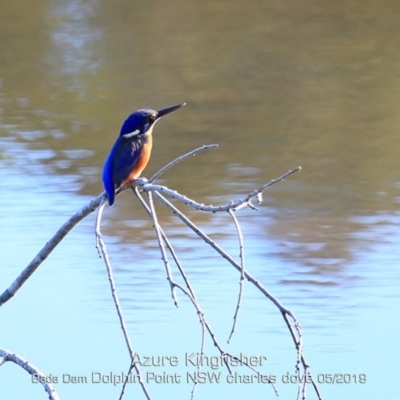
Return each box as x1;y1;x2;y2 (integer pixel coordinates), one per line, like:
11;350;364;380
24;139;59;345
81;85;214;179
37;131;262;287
1;1;399;399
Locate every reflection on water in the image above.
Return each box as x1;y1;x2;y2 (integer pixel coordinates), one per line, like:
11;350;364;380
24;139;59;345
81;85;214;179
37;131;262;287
1;1;400;399
46;0;103;96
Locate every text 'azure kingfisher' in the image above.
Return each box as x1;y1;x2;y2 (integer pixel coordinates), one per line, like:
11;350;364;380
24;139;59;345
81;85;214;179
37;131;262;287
102;102;186;206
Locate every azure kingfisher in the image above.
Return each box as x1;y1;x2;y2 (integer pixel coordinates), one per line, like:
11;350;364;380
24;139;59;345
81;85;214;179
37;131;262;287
102;103;186;206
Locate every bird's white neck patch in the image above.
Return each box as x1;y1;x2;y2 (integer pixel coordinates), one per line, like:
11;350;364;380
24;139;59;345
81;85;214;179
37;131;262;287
122;129;140;138
142;124;157;138
121;119;159;139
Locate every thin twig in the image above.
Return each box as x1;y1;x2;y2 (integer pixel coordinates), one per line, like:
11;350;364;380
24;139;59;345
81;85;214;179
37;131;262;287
119;362;136;400
170;281;278;395
190;311;206;400
148;144;218;183
95;196;107;257
227;209;245;343
95;202;151;400
146;191;178;306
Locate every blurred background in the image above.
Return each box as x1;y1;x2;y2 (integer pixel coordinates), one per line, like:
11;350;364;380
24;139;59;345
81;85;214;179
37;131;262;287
1;1;399;399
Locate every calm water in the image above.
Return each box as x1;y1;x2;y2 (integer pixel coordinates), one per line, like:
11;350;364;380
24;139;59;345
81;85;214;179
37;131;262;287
1;1;399;399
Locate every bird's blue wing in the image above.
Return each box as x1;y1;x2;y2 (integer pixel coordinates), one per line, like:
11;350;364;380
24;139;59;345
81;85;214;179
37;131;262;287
111;138;142;183
102;137;143;206
102;149;116;206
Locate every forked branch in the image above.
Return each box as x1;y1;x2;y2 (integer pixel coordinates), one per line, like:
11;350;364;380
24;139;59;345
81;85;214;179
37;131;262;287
95;149;312;399
0;144;320;400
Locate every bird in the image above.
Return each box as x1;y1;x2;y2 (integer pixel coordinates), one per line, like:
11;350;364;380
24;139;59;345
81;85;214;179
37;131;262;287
102;102;186;206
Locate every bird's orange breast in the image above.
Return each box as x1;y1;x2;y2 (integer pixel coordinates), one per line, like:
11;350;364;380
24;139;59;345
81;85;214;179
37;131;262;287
124;134;153;184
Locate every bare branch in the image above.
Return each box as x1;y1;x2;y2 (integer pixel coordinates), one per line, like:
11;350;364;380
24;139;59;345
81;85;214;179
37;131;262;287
151;190;319;396
134;188;278;397
0;348;60;400
138;167;301;213
134;188;207;398
0;193;106;307
153;191;290;312
1;137;319;399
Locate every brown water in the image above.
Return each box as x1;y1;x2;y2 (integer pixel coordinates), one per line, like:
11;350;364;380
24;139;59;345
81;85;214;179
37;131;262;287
1;1;399;399
2;1;400;212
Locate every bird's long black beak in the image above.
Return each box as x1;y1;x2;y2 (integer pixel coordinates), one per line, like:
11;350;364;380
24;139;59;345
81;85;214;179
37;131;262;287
157;102;186;118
